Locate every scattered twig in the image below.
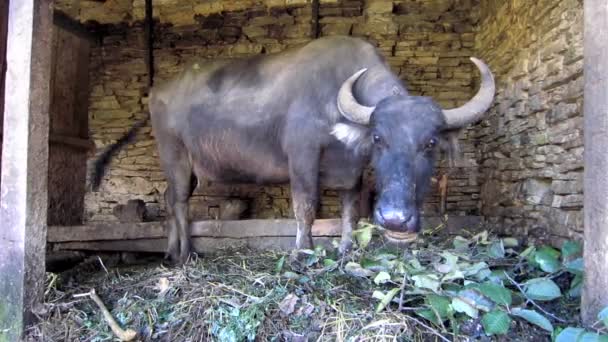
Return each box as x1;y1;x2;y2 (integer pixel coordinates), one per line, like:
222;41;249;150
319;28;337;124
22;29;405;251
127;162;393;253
398;273;407;312
73;289;137;341
503;271;567;323
97;256;109;274
404;314;451;342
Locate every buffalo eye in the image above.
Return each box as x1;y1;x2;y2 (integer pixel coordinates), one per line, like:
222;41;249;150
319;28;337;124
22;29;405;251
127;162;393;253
425;137;437;150
372;134;382;144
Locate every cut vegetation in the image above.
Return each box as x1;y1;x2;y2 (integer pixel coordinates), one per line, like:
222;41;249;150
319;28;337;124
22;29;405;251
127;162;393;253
27;221;607;341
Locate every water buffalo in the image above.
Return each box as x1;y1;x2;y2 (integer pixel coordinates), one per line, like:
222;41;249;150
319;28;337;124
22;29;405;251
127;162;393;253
91;36;495;264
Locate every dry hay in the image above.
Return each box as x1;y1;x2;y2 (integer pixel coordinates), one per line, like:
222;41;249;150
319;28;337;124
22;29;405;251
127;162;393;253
24;221;603;341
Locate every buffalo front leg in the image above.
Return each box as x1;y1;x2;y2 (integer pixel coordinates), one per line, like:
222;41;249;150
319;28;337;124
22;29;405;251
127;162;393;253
339;188;360;254
163;187;179;262
288;149;320;250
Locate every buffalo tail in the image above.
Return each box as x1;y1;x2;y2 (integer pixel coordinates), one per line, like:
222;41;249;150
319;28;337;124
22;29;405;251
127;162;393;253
90;117;149;191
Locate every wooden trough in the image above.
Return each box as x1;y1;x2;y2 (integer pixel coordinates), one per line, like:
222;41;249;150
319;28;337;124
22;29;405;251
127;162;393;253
48;216;483;254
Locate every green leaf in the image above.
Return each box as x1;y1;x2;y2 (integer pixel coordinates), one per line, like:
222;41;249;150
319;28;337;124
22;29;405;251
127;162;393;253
282;271;300;280
580;332;608;342
476;282;512;306
451;297;479;318
463;262;490;277
568;274;583;298
565;257;584;275
555;327;585;342
374;288;400;313
482;309;511;335
374;271;392;285
502;237;519;247
323;258;337;268
425;294;451;319
453;236;470;251
457;289;494;312
524;278;562;301
561;240;582;260
415;308;440;325
520;246;536;259
275;256;285;273
534;246;561;273
599;306;608;329
411;274;441;292
488;240;505;259
360;257;388;272
510;308;554;333
353;226;373;249
344;262;374;278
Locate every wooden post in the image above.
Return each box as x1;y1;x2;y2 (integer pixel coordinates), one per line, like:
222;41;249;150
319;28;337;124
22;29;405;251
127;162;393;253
582;0;608;326
0;0;52;339
144;0;154;87
311;0;320;39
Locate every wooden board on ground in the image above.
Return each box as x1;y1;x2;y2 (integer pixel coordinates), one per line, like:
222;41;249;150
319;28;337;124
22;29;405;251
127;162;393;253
49;216;482;254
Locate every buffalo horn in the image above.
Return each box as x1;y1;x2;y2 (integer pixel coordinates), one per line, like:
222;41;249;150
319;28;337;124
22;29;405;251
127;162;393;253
442;57;496;129
337;68;376;125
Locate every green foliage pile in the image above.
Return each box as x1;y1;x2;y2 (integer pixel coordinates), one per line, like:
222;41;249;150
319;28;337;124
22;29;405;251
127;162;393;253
27;222;608;341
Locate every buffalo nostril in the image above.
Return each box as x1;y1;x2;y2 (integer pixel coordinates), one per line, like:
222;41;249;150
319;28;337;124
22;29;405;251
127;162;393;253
376;208;411;229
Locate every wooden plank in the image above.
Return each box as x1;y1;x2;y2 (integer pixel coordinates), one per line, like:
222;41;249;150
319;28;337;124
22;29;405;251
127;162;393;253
48;216;482;243
582;0;608;326
51;216;483;255
0;0;53;338
53;236;338;254
52;11;99;44
48;218;343;242
49;133;94;151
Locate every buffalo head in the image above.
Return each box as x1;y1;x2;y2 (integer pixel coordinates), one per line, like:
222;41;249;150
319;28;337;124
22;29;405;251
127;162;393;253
333;58;495;242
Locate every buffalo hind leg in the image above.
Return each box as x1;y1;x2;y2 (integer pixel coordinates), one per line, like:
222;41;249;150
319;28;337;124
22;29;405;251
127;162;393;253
158;141;194;265
339;188;360;254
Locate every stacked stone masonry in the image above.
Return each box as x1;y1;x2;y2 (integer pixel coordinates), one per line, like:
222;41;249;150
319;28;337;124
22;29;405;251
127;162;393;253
60;0;486;223
475;0;584;243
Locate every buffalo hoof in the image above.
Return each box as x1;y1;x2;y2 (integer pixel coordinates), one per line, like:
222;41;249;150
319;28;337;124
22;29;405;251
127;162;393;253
161;253;180;267
338;238;353;255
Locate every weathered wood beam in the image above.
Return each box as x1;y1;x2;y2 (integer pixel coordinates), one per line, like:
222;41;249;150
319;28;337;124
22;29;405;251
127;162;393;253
0;0;53;338
48;219;344;243
49;133;95;151
582;0;608;326
48;216;482;241
144;0;154;87
49;216;483;254
52;10;99;44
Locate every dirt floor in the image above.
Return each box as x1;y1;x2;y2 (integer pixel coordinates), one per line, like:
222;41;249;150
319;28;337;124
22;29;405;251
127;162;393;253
25;221;598;341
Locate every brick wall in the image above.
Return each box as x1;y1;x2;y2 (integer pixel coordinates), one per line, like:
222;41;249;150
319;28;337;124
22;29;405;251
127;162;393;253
475;0;584;243
54;0;484;223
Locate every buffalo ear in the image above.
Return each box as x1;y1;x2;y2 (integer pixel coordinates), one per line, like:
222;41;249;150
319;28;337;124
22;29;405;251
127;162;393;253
330;122;372;152
438;129;462;168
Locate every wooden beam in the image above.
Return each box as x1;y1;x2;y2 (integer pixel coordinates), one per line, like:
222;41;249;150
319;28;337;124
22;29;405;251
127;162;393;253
48;219;344;243
582;0;608;326
52;10;99;45
49;133;94;151
49;216;483;254
55;236;339;254
49;215;481;239
0;0;53;338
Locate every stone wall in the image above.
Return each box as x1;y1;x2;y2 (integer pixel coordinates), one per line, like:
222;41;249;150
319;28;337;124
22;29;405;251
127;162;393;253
475;0;584;242
72;0;484;223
